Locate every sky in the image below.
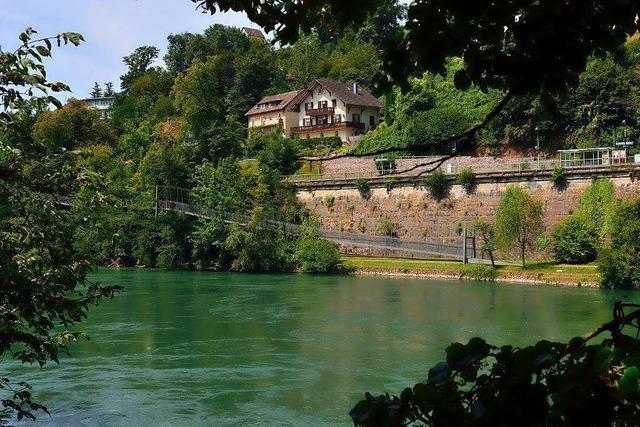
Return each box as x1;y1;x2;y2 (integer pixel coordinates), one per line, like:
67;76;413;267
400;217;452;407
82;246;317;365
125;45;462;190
0;0;256;99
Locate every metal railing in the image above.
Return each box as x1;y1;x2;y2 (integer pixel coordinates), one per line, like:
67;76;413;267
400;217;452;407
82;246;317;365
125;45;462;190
155;186;482;262
285;156;639;183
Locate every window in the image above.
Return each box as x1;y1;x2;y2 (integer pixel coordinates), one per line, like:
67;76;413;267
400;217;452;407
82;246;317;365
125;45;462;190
334;114;342;123
304;102;313;111
352;114;361;123
369;116;375;126
317;116;327;125
320;100;328;109
332;99;337;108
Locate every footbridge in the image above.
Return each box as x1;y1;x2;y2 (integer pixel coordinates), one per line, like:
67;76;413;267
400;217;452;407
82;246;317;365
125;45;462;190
155;186;494;264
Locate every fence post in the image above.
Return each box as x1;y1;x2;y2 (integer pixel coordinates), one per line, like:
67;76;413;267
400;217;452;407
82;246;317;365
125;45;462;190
155;185;159;218
462;227;468;264
472;229;477;259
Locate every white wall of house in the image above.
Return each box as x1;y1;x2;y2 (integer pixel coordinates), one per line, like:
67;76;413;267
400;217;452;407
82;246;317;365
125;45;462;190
294;87;381;140
247;110;299;137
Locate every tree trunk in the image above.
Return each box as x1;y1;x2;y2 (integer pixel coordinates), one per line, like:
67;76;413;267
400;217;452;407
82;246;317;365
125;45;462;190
489;251;495;268
521;244;526;267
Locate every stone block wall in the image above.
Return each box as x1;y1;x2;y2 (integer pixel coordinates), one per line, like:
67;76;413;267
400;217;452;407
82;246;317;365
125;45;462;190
295;174;640;260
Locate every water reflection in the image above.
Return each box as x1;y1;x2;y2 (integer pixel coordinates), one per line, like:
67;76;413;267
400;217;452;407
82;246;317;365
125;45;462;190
13;270;639;426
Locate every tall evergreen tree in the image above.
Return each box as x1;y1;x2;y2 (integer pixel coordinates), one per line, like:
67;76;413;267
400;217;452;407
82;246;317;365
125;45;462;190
90;81;102;98
103;82;115;97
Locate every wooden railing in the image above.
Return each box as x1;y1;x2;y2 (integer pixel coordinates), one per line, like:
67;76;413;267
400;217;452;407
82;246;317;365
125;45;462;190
305;107;334;116
291;121;365;133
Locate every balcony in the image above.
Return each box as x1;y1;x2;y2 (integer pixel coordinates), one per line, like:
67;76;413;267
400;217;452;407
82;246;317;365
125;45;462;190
305;107;335;116
252;118;284;128
290;121;365;134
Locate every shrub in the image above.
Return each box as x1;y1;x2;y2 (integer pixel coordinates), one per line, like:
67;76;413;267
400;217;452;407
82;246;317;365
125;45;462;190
376;217;396;237
551;166;568;190
424;169;451;200
295;219;342;273
466;265;498;281
355;178;372;200
325;195;335;209
384;177;398;194
552;216;598;263
598;198;640;289
456;167;476;194
296;238;342;273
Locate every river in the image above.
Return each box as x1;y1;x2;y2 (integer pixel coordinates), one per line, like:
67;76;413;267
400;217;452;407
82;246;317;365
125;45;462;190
13;269;640;426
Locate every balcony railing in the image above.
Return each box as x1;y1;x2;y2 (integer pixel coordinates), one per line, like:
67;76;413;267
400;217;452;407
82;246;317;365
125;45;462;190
291;121;365;133
253;118;284;128
305;107;335;116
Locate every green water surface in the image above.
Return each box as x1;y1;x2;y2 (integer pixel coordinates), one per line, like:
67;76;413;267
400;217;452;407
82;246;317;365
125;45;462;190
14;270;640;426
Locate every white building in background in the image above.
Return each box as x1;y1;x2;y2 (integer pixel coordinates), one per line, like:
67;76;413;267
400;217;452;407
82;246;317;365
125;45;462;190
82;96;115;119
246;79;383;142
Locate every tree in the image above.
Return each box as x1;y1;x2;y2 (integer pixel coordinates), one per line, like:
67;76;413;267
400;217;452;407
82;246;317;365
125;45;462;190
32;99;116;149
471;221;496;267
350;302;640;426
192;0;640;159
599;198;640;290
255;131;299;175
276;33;328;90
495;186;544;267
120;46;160;93
103;82;115;96
90;82;102;98
1;28;116;424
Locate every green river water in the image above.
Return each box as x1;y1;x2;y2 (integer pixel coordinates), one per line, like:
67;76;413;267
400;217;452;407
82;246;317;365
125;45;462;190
13;269;640;426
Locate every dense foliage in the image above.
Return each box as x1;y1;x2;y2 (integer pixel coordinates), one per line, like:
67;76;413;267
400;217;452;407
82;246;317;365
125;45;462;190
599;199;640;290
552;179;615;264
553;217;598;264
350;303;640;426
0;29;117;424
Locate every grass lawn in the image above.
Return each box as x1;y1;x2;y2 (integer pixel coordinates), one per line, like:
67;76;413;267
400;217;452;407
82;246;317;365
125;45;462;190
341;256;600;285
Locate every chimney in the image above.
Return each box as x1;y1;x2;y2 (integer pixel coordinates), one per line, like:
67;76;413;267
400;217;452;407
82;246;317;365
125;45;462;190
352;82;358;93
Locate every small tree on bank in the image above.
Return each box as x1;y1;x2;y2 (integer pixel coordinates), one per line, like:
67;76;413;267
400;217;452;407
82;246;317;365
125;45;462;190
495;186;544;267
471;220;497;267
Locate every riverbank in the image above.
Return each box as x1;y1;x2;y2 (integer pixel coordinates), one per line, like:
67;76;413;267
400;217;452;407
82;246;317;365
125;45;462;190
341;256;600;287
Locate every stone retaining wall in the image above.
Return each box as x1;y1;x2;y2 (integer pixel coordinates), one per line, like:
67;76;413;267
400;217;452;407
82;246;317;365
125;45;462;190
294;171;640;260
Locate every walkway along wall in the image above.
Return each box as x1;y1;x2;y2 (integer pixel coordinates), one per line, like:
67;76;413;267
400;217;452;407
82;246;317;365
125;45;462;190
291;166;640;260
